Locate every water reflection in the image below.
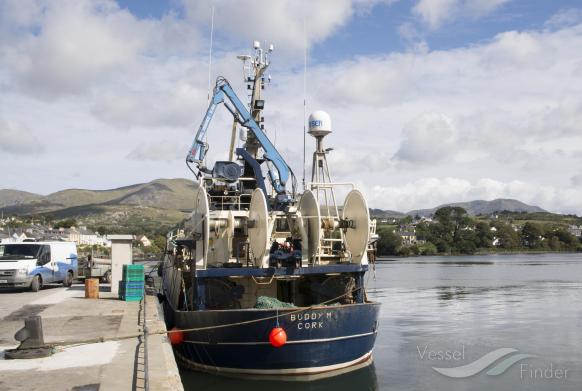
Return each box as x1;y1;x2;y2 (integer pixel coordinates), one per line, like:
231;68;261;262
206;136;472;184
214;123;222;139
435;285;526;301
180;254;582;390
181;361;378;391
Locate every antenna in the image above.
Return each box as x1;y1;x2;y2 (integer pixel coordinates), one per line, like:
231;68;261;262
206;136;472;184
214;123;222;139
207;3;215;103
205;2;215;168
302;0;307;191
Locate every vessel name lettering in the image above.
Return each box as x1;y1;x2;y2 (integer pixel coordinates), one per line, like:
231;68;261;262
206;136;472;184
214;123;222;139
297;321;323;330
290;312;332;322
289;311;333;330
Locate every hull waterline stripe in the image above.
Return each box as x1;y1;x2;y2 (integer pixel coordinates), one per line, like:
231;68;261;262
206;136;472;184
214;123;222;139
175;349;374;375
182;330;376;345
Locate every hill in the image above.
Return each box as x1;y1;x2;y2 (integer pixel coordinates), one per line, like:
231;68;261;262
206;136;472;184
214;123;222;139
0;178;198;229
406;198;546;217
0;183;548;229
0;189;43;208
369;208;405;218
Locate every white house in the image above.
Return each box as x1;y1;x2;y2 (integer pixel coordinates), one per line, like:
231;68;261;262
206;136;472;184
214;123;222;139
136;235;152;247
68;226;100;245
12;232;28;242
0;232;13;243
568;225;582;238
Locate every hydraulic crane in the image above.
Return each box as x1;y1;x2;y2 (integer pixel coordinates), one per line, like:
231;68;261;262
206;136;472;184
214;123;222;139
186;77;294;200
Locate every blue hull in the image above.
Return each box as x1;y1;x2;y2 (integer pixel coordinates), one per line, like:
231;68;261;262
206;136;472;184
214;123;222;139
164;302;380;374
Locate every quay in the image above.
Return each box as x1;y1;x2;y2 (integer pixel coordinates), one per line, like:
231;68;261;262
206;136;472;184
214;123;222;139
0;282;183;391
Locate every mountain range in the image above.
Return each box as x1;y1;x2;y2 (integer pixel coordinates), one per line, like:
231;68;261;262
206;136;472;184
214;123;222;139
405;199;546;217
0;179;547;227
369;199;545;218
0;178;198;229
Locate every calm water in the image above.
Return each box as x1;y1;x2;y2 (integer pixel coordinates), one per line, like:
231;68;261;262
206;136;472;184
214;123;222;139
180;254;582;390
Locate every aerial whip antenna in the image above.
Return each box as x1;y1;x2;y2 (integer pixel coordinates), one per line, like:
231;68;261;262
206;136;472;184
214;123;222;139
207;2;215;103
204;1;215;169
302;0;308;191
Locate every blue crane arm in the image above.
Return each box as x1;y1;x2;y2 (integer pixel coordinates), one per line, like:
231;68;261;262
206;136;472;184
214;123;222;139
187;78;292;195
186;88;225;163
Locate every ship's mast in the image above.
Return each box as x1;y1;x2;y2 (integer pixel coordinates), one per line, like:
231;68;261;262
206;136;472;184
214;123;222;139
236;41;273;159
308;112;344;259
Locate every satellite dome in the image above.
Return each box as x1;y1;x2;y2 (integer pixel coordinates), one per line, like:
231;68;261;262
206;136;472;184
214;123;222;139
308;111;332;138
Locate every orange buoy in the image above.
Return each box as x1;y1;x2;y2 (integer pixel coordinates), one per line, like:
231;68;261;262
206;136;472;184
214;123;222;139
168;327;184;345
269;327;287;348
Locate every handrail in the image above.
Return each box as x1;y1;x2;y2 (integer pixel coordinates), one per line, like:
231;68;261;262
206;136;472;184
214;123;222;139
307;182;355;189
208;194;250;210
143;283;149;391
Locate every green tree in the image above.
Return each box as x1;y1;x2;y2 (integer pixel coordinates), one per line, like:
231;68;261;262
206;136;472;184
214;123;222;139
419;242;438;255
409;244;420;255
376;227;402;256
475;221;493;248
397;246;411;256
399;215;413;225
548;236;562;251
545;228;578;251
455;229;478;254
53;218;78;229
492;222;520;249
521;222;545;249
151;235;168;252
431;206;475;254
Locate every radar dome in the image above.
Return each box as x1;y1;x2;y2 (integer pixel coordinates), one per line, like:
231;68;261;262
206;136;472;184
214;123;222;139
308;111;332;138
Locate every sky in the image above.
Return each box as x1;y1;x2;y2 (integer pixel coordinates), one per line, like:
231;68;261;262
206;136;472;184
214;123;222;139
1;0;582;214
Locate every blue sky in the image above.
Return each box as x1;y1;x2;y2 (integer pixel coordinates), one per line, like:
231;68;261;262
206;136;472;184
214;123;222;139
114;0;582;61
1;0;582;213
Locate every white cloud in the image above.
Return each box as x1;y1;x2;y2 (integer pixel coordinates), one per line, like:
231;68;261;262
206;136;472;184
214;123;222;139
92;77;206;129
1;2;582;215
545;8;582;30
412;0;510;30
393;113;457;164
1;0;203;100
294;23;582;164
365;178;582;214
0;119;43;155
571;174;582;186
4;1;147;98
0;0;45;32
181;0;356;58
127;142;184;162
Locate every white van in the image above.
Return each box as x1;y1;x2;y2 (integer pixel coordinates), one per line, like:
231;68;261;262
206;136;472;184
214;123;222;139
0;242;78;291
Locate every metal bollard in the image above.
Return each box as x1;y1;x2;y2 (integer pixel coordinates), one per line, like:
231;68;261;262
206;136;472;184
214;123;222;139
5;315;52;359
15;315;45;349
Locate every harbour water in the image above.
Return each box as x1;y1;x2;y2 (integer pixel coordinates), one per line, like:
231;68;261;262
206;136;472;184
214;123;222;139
180;253;582;390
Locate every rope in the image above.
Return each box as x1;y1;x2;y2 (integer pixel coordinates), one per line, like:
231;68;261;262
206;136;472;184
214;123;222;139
46;285;365;349
166;285;364;334
251;275;275;285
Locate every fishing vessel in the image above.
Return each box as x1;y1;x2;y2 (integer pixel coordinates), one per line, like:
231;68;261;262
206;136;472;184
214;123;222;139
160;41;380;375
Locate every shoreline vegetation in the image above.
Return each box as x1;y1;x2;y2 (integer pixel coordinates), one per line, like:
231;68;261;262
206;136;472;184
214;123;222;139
375;207;582;257
377;249;581;261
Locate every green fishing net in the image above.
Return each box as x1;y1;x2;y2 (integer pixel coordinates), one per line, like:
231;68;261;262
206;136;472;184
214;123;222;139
254;296;296;309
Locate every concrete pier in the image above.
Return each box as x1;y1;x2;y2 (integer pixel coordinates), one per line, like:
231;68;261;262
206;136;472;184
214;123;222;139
0;283;183;391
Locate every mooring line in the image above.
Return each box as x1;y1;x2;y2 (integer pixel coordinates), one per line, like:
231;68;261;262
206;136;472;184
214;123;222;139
45;285;368;349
